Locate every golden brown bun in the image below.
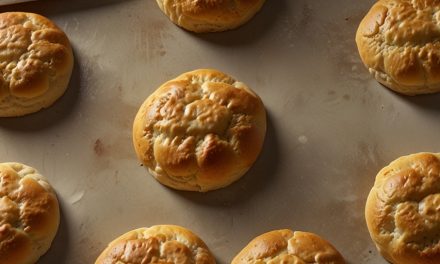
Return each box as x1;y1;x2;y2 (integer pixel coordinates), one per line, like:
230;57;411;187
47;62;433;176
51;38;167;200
232;229;345;264
0;162;60;264
133;69;266;192
355;0;440;95
155;0;266;33
0;12;74;117
365;152;440;264
95;225;216;264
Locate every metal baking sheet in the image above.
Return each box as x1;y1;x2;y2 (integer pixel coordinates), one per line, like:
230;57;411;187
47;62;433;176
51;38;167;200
1;0;440;263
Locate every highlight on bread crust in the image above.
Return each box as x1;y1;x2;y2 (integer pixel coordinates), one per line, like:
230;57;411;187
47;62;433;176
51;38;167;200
0;162;60;264
133;69;266;192
95;225;216;264
155;0;266;33
365;152;440;264
355;0;440;95
232;229;346;264
0;12;74;117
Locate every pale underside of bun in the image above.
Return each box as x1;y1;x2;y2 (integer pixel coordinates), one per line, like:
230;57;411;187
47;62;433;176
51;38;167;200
133;69;266;192
0;12;74;117
356;0;440;95
0;162;59;264
155;0;266;33
95;225;216;264
365;152;440;264
232;229;345;264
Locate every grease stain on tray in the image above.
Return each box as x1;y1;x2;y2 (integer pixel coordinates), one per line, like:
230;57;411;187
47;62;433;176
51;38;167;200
94;139;105;156
91;136;134;163
114;170;120;185
324;90;352;104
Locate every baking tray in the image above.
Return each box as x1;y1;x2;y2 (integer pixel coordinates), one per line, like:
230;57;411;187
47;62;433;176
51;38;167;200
1;0;440;263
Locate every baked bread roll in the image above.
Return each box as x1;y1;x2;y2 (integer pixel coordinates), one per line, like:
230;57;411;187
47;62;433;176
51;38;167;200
95;225;216;264
155;0;266;33
365;152;440;264
356;0;440;95
0;12;74;117
232;229;345;264
0;162;60;264
133;69;266;192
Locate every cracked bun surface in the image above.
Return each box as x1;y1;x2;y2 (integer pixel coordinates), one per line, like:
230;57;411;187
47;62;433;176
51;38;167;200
0;12;74;117
365;152;440;264
133;69;266;192
231;229;345;264
95;225;216;264
356;0;440;95
0;162;60;264
155;0;266;33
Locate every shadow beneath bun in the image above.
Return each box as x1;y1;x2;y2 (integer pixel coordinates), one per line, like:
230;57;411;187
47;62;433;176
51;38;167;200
191;0;287;46
0;0;132;14
173;111;280;206
0;47;81;131
400;91;440;112
38;198;70;264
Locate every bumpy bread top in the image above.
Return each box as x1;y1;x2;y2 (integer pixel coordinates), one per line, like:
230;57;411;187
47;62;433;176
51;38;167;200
133;69;266;192
95;225;216;264
232;230;345;264
365;152;440;264
0;12;73;117
156;0;266;32
0;162;60;264
356;0;440;95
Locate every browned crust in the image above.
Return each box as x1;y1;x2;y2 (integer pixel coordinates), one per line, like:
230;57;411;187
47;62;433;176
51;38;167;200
155;0;266;32
232;229;346;263
95;225;216;264
0;12;74;117
365;152;440;264
355;0;440;95
133;69;266;192
0;163;59;264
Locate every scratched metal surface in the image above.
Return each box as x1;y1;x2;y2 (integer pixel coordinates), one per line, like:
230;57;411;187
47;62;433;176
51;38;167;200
1;0;440;263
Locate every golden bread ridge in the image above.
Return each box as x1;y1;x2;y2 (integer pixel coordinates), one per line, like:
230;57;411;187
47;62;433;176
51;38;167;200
95;225;216;264
133;69;266;192
0;12;74;117
356;0;440;95
365;152;440;264
231;229;345;264
0;162;59;264
156;0;266;32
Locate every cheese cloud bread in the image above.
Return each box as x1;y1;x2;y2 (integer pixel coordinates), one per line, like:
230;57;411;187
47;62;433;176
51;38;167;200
356;0;440;95
133;69;266;192
365;152;440;264
232;229;345;264
95;225;216;264
0;162;60;264
155;0;266;33
0;12;74;117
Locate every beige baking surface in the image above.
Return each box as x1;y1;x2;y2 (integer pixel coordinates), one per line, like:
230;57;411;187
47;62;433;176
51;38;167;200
1;0;440;263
